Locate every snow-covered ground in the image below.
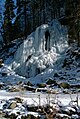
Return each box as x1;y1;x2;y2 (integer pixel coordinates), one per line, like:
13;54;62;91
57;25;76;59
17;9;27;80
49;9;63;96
0;90;80;119
0;90;80;106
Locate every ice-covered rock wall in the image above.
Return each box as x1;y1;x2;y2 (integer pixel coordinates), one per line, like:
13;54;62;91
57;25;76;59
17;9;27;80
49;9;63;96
11;20;68;78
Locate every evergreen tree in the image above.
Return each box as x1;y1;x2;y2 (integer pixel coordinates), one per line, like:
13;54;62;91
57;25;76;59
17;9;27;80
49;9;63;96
15;0;66;39
0;8;2;26
16;0;30;39
65;0;80;46
0;3;4;43
0;8;2;35
75;3;80;46
3;0;15;45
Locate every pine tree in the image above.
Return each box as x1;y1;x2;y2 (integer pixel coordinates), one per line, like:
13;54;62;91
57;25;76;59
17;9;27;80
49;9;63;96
65;0;80;46
3;0;15;45
0;8;2;34
16;0;30;39
0;3;4;44
14;0;65;40
75;3;80;46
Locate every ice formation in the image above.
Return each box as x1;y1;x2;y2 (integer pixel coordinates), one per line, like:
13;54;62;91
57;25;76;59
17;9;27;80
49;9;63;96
11;20;68;77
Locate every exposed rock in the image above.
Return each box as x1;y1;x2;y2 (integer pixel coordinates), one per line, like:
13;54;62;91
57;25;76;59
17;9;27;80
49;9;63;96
59;82;70;89
46;90;57;94
13;97;23;103
21;115;27;119
8;86;24;92
27;81;34;86
9;113;17;119
27;105;38;112
3;101;10;110
17;81;23;85
60;77;66;80
26;114;39;119
8;102;17;109
0;83;4;89
46;78;57;85
71;84;80;89
1;73;7;77
37;83;46;88
63;89;70;94
0;111;6;118
54;73;60;77
24;85;35;92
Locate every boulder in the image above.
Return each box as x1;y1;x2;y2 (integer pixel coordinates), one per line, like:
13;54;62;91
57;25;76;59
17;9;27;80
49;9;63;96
46;78;57;85
37;83;46;88
21;115;27;119
26;114;39;119
14;97;23;103
8;102;17;109
24;85;35;92
0;111;6;118
71;84;80;89
9;113;17;119
59;82;70;89
27;81;33;86
8;86;21;92
27;105;38;112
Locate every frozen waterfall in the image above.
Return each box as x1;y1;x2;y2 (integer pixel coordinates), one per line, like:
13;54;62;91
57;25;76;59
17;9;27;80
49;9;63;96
11;20;68;78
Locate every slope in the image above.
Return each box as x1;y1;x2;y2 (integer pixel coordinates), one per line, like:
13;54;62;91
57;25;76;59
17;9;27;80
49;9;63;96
0;19;80;88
